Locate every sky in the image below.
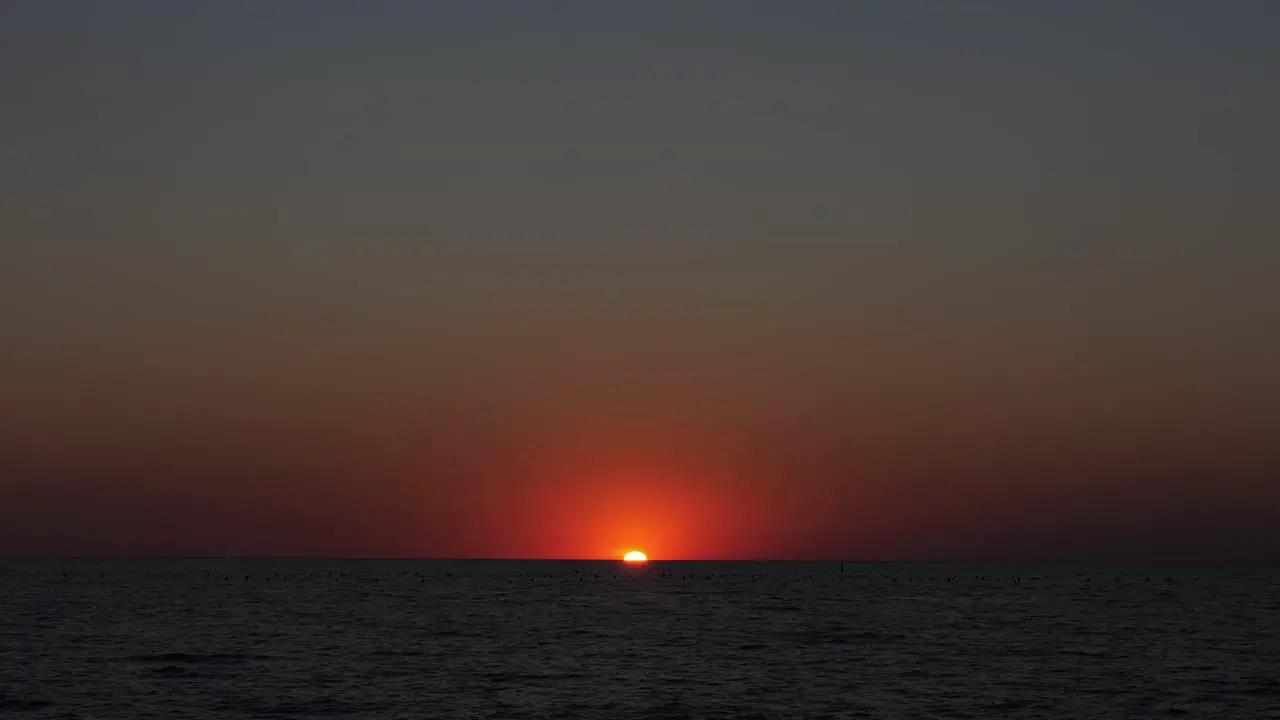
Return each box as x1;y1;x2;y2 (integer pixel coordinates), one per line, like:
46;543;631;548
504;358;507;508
1;1;1278;560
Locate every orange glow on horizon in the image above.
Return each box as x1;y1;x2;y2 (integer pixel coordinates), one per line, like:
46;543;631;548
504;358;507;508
439;455;773;560
622;550;648;563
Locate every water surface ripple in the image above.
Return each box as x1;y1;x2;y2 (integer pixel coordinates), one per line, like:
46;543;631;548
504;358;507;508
2;560;1277;718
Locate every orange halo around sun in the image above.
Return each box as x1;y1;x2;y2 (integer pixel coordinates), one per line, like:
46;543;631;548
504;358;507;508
622;550;648;563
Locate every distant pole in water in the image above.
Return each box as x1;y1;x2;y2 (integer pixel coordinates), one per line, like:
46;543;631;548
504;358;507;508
840;560;844;574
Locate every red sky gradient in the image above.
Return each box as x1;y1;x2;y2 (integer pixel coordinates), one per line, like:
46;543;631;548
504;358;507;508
2;3;1279;559
2;388;1277;559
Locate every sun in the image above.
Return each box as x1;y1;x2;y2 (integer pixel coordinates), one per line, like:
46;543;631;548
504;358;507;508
622;550;648;563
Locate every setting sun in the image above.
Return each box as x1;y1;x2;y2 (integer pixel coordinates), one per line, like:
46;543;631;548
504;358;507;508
622;550;648;563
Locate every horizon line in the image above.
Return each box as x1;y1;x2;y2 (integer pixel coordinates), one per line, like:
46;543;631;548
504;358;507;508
3;554;1276;565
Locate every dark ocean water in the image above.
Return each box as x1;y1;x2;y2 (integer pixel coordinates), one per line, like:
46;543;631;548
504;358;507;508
1;560;1277;719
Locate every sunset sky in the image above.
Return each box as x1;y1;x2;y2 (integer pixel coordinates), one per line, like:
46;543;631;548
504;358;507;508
2;2;1277;560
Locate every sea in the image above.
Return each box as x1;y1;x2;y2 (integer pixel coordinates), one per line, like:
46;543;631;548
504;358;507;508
2;559;1277;719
